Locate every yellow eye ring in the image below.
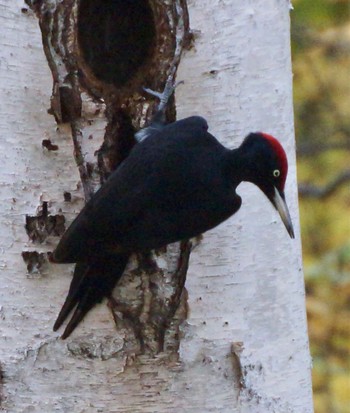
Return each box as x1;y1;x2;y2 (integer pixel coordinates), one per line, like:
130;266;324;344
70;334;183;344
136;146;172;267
273;169;280;178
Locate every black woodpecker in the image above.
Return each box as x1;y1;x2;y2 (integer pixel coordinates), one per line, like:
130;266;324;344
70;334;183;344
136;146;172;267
51;77;294;339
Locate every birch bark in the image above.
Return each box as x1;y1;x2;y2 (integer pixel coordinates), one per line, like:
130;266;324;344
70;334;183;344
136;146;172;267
0;0;313;412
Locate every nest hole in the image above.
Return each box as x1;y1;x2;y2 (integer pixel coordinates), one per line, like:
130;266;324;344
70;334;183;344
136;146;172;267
78;0;156;87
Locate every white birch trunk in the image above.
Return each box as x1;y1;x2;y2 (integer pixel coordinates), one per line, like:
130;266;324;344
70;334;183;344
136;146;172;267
0;0;313;412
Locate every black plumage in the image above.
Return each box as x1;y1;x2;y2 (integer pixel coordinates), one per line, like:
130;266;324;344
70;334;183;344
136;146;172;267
52;115;294;338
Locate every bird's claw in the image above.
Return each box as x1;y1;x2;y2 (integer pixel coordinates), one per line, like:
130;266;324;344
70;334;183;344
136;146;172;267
135;68;183;143
143;75;184;113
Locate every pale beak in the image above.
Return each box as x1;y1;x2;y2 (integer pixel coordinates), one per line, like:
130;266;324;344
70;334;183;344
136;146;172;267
272;187;295;239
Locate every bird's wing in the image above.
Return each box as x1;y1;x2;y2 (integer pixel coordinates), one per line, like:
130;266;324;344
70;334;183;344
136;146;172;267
52;116;218;263
52;159;157;263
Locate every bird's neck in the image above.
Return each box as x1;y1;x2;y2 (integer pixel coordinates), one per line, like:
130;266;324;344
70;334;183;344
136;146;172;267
224;147;256;187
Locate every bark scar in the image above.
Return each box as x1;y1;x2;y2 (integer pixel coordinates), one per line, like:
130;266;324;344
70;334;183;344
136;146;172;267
25;202;65;244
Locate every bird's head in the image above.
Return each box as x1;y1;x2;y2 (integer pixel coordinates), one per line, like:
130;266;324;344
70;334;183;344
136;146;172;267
239;132;295;238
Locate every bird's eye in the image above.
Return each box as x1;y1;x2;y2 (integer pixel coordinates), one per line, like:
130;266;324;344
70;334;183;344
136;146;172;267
273;169;280;178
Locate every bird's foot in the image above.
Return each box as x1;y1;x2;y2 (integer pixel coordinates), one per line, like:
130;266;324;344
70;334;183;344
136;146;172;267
135;67;183;143
143;74;184;114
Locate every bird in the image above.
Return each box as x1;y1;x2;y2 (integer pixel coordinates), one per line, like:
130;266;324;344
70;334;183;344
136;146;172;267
51;78;294;339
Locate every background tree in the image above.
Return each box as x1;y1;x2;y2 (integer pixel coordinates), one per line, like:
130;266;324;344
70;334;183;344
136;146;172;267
292;1;350;412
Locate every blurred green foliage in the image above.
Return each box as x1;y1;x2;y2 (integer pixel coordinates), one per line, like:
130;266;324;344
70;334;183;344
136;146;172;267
292;1;350;412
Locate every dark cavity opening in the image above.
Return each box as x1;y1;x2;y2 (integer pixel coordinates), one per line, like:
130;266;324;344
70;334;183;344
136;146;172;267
78;0;156;87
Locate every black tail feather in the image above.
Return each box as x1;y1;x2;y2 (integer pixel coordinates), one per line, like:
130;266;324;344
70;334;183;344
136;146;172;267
54;254;130;339
53;262;90;332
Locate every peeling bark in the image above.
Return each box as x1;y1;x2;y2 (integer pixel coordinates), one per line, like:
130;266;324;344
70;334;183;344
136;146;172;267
25;201;65;243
